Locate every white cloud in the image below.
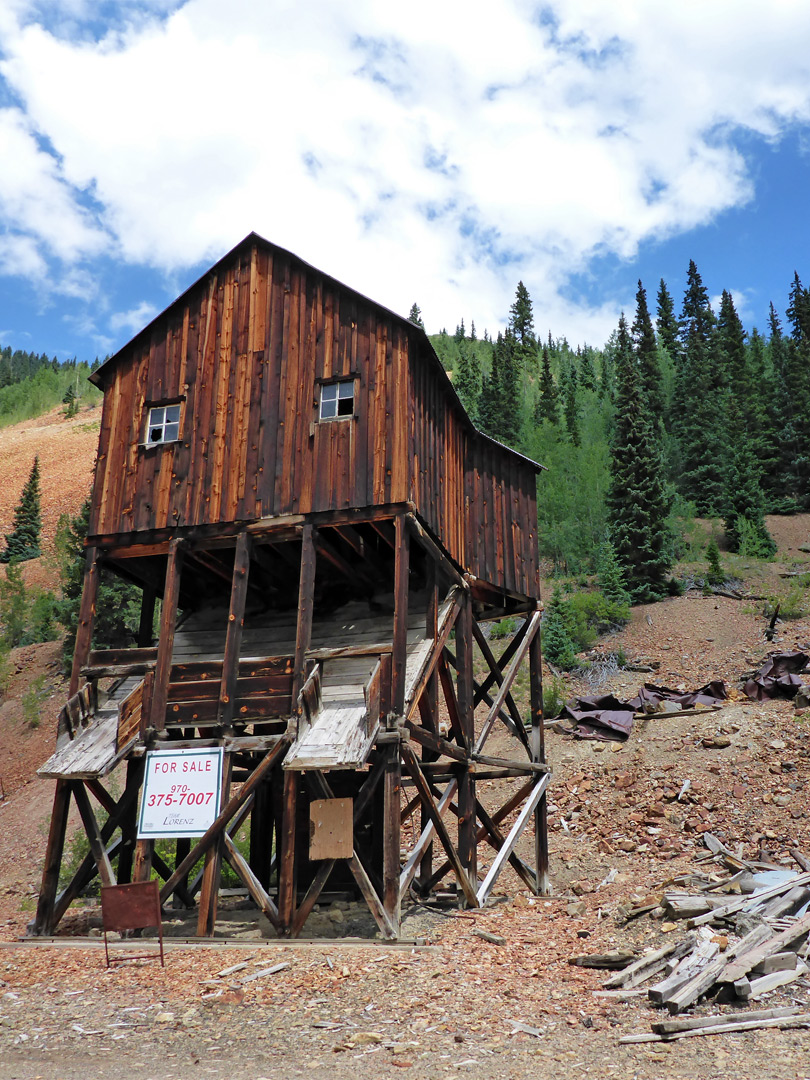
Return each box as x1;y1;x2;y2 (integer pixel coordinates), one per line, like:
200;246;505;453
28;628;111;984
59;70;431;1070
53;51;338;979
109;300;160;335
0;0;809;345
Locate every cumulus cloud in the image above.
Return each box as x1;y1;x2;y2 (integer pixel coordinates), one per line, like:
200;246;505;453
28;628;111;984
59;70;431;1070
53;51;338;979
0;0;809;345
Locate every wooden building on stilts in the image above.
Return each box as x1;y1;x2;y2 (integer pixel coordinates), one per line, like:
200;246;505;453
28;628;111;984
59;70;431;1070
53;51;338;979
34;233;548;940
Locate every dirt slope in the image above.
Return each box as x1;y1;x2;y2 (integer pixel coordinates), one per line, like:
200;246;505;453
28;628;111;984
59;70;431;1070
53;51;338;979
0;402;101;589
2;402;810;1075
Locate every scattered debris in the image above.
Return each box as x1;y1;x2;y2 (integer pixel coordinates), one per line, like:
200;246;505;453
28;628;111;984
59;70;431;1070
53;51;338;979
743;652;809;701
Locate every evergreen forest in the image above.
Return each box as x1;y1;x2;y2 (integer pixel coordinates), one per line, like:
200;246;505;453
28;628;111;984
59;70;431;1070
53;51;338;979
425;263;810;597
0;348;101;428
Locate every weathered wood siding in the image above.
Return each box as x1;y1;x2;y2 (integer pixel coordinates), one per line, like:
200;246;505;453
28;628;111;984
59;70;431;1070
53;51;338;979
408;343;538;599
90;242;409;537
90;235;539;600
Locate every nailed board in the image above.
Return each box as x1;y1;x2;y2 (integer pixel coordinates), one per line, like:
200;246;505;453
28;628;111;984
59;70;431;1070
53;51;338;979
309;798;354;860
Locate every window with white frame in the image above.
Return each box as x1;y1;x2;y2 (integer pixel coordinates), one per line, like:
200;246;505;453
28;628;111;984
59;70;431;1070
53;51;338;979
145;403;181;446
319;380;355;420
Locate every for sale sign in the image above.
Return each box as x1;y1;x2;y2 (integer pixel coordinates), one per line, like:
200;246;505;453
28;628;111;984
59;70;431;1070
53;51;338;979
137;747;224;839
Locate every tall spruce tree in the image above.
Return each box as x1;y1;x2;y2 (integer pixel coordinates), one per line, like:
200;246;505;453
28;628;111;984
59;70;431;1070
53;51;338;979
408;303;424;329
534;346;559;424
606;314;671;601
724;400;776;556
478;332;521;445
509;281;536;350
632;280;663;420
655;279;681;365
453;338;482;422
2;457;42;563
675;261;728;515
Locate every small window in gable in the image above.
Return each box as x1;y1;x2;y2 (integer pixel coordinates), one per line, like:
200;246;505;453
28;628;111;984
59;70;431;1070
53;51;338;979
145;403;181;446
319;380;355;420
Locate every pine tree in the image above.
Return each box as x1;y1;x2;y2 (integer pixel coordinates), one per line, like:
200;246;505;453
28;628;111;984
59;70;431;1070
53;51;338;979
55;498;142;669
541;588;578;670
780;274;810;504
655;279;681;364
563;373;580;447
408;303;424;329
596;538;631;606
453;339;482;422
606;315;671;601
509;281;535;347
470;320;477;342
632;280;663;420
534;346;559;424
454;318;466;343
676;261;727;515
2;458;42;563
724;401;776;556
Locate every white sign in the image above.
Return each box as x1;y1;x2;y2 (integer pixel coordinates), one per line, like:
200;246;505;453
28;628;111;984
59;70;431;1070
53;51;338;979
137;748;224;839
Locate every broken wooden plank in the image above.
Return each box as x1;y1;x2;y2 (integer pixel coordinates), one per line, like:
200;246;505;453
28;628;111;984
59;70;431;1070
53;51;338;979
601;938;694;990
663;924;773;1014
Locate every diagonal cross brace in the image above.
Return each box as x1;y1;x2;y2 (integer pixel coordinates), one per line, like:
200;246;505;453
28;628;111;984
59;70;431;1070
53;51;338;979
477;773;549;907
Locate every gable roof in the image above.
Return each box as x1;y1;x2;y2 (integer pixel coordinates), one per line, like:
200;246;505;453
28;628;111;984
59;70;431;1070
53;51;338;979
90;231;542;473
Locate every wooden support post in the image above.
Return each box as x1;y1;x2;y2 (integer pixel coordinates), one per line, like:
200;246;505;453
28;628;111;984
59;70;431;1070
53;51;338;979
278;769;298;932
73;782;114;887
33;780;72;934
197;753;233;937
420;562;440;887
69;546;100;697
218;531;252;729
456;596;476;885
391;514;410;718
137;585;156;648
148;538;185;732
291;524;316;710
383;739;402;931
249;777;273;890
116;757;143;885
529;624;549;895
173;838;191;908
132;839;153;884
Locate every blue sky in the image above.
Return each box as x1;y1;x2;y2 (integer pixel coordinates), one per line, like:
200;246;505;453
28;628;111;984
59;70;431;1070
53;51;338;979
0;0;809;362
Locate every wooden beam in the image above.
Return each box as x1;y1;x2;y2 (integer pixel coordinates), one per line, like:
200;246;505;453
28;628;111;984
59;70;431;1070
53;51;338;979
475;617;529;704
278;769;298;931
197;753;233;937
69;547;100;697
474;610;541;754
529;625;549;895
420;779;536;894
399;780;458;900
33;780;72;934
148;538;185;732
405;722;467;762
477;774;549;906
456;594;476;883
71;782;115;888
218;532;252;729
400;742;478;908
405;513;466;589
223;832;280;930
437;653;468;752
291;524;316;710
391;515;410;717
471;619;526;735
159;738;289;904
383;741;402;928
137;585;156;648
405;586;463;722
474;798;537;894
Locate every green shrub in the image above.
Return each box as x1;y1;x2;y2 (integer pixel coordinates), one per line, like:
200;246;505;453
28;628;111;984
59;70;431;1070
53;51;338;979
22;589;60;644
542;675;568;719
22;675;48;728
736;516;777;559
705;539;724;586
0;562;27;647
490;616;517;640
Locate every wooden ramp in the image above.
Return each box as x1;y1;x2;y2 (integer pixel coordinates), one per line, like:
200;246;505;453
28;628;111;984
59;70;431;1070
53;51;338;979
38;677;140;780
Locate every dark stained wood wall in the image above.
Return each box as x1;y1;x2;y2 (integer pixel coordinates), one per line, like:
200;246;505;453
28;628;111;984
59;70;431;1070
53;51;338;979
408;343;538;599
90;242;409;538
90;236;538;600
